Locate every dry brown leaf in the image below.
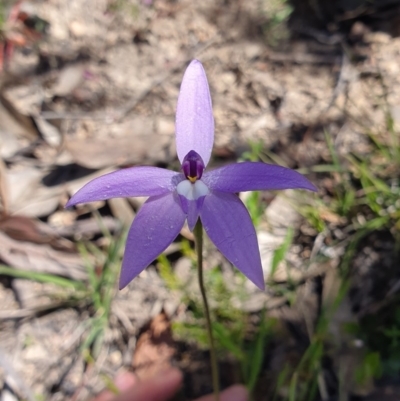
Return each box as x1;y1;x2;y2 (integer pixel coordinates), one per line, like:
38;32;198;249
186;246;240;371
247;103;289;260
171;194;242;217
0;100;37;160
64;117;174;169
319;209;347;225
0;230;87;280
0;92;38;142
0;214;76;252
132;312;176;380
0;214;52;244
48;214;119;239
51;65;85;97
4;166;62;218
108;198;135;226
33;115;62;147
0;157;8;214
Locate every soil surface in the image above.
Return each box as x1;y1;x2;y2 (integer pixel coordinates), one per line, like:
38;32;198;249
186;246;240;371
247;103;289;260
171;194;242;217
1;0;400;400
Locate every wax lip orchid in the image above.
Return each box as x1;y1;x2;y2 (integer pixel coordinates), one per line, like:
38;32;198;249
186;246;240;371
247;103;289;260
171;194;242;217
66;60;317;290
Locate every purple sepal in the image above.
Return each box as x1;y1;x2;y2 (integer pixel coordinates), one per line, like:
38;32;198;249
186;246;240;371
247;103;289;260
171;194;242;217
199;191;265;290
66;167;183;207
119;192;186;289
176;60;214;167
202;162;317;193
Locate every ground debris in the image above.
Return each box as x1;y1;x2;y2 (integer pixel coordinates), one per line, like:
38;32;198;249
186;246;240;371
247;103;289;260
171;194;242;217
0;0;400;399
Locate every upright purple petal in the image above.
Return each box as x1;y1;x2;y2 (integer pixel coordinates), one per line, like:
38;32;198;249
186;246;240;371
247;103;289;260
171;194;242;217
119;192;186;289
66;167;182;207
176;60;214;167
200;192;265;290
202;162;317;193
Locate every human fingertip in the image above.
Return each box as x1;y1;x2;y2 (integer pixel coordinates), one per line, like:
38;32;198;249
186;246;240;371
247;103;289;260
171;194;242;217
220;384;248;401
153;367;183;386
114;371;137;392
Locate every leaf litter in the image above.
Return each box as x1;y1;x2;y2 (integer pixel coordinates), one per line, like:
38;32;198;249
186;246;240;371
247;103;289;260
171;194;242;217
1;0;400;399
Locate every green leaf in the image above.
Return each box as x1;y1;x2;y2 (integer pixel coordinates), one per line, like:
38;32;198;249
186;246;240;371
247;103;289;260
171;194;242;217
271;227;293;277
0;265;86;291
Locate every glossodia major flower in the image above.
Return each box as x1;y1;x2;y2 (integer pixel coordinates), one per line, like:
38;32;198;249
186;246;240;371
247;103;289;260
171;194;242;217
66;60;317;291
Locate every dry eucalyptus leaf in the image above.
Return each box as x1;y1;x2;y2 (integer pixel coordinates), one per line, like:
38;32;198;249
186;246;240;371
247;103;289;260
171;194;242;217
0;90;39;139
5;167;62;218
0;231;87;280
65;117;174;169
257;191;302;280
108;197;135;226
0;214;75;252
1;80;61;147
33;115;62;147
132;312;176;380
51;65;85;97
0;215;52;244
48;215;120;239
0;98;38;159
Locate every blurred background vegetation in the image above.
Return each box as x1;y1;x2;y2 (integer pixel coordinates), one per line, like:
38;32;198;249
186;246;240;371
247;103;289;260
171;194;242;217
1;0;400;400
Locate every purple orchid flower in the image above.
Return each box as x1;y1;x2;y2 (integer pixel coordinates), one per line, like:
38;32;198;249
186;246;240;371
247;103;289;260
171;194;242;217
66;60;317;290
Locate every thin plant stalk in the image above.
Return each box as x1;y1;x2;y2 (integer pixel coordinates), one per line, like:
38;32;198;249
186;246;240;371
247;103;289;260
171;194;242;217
194;221;220;401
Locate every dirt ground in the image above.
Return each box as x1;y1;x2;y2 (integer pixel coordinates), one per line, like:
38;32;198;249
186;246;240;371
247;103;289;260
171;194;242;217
1;0;400;400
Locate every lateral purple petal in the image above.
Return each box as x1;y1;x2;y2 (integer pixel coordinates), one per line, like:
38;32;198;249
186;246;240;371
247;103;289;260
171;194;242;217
66;167;182;207
176;60;214;167
202;162;317;193
119;192;186;289
200;192;265;290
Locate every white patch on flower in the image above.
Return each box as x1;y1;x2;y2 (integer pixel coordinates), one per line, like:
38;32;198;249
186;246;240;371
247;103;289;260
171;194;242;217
176;179;209;200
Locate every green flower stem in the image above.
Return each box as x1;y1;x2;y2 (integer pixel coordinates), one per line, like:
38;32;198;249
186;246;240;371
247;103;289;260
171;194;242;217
194;221;220;401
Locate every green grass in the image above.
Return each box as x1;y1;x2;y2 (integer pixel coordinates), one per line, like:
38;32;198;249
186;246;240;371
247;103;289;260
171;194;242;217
285;108;400;399
161;239;274;398
261;0;293;47
77;215;127;358
173;289;274;398
0;212;127;361
106;0;140;18
240;141;266;226
2;98;399;400
186;99;400;399
0;3;5;32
